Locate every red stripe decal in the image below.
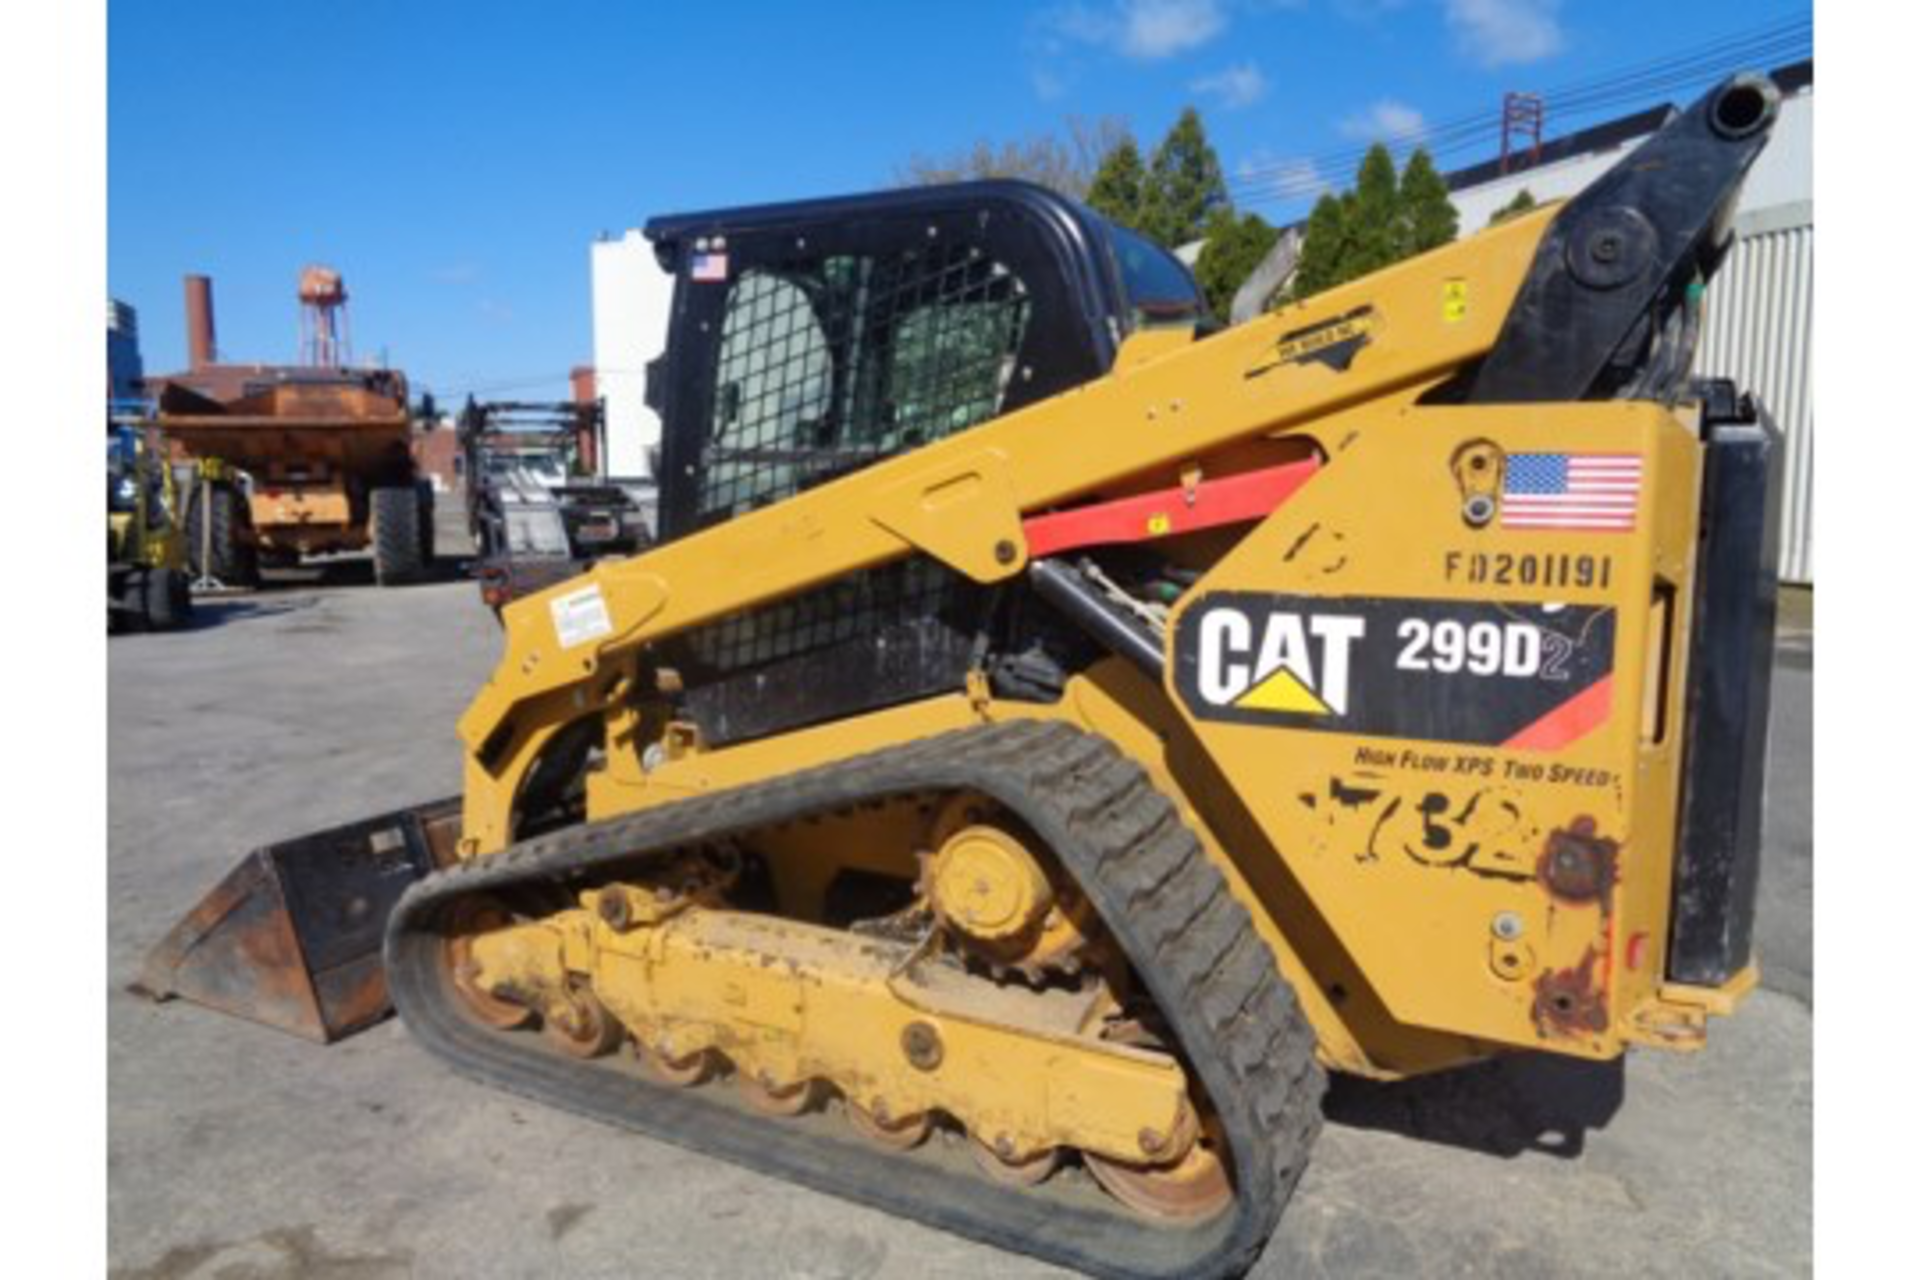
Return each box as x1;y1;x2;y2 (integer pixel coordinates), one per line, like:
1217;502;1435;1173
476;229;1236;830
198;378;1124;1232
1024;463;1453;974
1502;675;1615;752
1023;458;1319;558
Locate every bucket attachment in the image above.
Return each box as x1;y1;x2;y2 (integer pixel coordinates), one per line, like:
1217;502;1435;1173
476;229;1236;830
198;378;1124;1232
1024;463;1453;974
133;798;461;1043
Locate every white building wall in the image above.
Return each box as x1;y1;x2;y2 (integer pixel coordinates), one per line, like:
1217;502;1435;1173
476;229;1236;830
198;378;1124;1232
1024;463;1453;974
1694;206;1815;583
1451;90;1813;235
1451;129;1660;234
590;231;676;482
1731;89;1813;212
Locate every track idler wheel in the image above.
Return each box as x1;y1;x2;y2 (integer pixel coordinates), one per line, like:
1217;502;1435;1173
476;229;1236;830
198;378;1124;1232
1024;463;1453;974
969;1136;1060;1187
541;982;623;1059
440;897;534;1031
846;1101;932;1151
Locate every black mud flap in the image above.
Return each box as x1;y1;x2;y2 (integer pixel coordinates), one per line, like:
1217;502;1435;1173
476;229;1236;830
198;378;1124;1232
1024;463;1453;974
1667;387;1784;986
133;799;461;1043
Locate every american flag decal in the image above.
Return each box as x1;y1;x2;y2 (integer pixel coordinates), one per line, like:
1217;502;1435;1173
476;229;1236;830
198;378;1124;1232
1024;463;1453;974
1501;453;1643;531
690;251;728;282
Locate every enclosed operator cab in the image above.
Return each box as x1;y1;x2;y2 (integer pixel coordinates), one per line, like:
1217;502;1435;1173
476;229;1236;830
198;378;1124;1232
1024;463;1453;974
641;182;1207;743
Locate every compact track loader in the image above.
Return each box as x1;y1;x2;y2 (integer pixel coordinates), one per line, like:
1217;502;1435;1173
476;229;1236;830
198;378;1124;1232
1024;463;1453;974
140;76;1785;1277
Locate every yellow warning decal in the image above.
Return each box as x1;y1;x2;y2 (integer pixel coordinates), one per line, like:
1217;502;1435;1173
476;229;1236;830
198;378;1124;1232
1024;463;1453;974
1235;667;1332;715
1146;512;1172;536
1442;279;1468;324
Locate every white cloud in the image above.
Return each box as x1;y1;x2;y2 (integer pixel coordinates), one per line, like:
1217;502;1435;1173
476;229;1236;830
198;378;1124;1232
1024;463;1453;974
1048;1;1228;62
1444;0;1565;68
1030;66;1070;101
1339;99;1428;142
1121;0;1227;58
1192;61;1268;110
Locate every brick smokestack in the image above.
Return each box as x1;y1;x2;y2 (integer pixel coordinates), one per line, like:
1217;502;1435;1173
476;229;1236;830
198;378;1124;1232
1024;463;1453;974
570;365;599;476
184;275;217;370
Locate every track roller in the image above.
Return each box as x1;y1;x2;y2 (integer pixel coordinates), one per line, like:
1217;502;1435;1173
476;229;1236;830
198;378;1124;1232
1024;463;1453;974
541;982;623;1058
738;1071;825;1117
640;1041;719;1087
846;1101;932;1151
969;1136;1060;1187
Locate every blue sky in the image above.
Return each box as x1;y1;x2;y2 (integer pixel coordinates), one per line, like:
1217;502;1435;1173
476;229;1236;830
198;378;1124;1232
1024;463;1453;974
108;0;1810;404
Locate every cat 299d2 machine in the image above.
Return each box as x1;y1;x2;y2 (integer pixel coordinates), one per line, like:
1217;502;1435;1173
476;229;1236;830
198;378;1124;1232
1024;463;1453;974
141;76;1785;1278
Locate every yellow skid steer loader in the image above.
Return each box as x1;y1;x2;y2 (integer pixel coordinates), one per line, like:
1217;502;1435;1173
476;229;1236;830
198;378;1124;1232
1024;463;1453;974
138;75;1785;1278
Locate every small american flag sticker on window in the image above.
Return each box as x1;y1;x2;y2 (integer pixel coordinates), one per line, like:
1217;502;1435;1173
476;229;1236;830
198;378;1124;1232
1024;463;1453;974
1501;453;1643;532
690;251;729;282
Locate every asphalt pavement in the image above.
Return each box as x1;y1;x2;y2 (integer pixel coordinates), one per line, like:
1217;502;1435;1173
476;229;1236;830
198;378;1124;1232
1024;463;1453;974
107;558;1811;1280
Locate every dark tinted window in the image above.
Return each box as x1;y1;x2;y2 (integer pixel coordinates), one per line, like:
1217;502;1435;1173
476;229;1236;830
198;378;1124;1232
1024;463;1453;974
1105;224;1204;330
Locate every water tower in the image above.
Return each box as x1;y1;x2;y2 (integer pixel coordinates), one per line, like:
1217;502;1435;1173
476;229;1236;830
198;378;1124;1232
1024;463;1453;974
298;265;352;368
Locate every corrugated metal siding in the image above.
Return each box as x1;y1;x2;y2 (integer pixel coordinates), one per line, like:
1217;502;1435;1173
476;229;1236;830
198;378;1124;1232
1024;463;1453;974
1696;215;1815;582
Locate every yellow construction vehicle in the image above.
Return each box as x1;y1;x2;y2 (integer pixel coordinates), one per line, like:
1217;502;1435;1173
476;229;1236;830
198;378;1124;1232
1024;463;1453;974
140;76;1786;1277
108;416;193;632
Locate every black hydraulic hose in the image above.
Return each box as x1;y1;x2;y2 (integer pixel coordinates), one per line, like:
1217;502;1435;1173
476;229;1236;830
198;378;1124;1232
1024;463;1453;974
1029;558;1166;681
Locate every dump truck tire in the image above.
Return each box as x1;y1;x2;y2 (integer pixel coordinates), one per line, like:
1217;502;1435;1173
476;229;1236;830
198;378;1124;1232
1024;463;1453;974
187;483;257;587
414;480;437;570
371;486;424;585
114;567;148;633
145;567;192;631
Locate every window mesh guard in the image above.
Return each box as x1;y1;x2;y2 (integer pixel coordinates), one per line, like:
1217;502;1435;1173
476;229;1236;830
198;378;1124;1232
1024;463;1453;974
699;242;1032;527
681;236;1032;698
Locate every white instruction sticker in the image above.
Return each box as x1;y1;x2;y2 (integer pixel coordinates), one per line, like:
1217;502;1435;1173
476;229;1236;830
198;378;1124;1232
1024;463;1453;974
550;584;614;649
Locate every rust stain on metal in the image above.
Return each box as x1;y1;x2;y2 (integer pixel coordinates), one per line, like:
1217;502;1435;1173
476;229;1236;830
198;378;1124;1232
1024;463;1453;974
420;802;464;868
131;850;331;1040
1537;816;1619;907
317;958;394;1038
1531;949;1609;1037
135;799;450;1043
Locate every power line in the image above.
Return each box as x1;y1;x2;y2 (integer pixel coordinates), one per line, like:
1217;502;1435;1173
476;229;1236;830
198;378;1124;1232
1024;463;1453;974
1229;14;1807;190
1228;14;1809;208
1232;42;1809;204
1233;41;1808;203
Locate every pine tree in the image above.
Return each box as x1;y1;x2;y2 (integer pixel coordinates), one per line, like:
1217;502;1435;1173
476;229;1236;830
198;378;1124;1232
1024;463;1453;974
1086;136;1147;229
1489;188;1539;225
1398;148;1459;253
1139;107;1228;248
1287;192;1353;301
1194;209;1281;318
1344;144;1403;280
1287;144;1462;302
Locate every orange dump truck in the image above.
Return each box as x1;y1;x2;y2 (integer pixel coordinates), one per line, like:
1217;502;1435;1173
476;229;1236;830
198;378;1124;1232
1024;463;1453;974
150;274;431;586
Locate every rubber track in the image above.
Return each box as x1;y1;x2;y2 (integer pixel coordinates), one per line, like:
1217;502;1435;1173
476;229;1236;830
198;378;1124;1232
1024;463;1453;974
386;720;1324;1278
